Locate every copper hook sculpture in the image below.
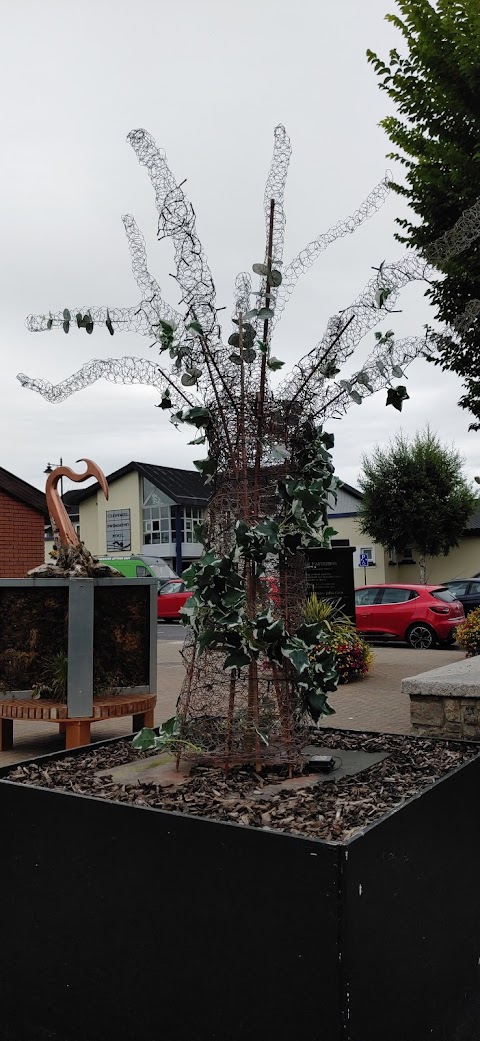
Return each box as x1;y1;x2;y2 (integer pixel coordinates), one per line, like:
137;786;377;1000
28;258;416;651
45;458;109;547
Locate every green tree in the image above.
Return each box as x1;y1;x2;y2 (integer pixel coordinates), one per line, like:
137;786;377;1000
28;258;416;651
358;428;477;583
367;1;480;426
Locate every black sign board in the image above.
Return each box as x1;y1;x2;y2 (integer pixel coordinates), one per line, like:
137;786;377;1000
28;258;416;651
304;547;356;624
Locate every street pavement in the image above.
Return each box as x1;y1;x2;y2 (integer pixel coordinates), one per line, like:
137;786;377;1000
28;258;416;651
0;635;465;767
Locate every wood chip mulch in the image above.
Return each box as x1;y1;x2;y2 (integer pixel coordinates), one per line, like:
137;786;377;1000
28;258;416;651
4;730;479;843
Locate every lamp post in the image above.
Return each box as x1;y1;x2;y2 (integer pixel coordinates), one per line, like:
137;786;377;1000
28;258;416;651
44;459;64;499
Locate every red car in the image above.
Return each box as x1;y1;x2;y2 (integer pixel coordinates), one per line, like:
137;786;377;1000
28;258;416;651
355;583;464;649
157;580;193;621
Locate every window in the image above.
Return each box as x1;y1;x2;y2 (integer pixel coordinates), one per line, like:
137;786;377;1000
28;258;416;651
142;504;175;544
378;588;417;604
470;582;480;596
159;581;186;595
359;546;375;565
142;478;176;545
399;548;415;562
136;566;149;577
431;588;457;603
355;587;381;607
446;581;469;595
183;506;203;543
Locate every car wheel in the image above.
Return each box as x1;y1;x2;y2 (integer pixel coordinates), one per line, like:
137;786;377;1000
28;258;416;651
406;623;436;650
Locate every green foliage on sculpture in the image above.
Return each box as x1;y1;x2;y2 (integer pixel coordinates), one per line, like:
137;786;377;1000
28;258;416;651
178;419;340;724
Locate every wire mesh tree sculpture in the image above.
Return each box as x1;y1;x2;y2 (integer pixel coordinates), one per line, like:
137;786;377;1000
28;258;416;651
19;126;480;771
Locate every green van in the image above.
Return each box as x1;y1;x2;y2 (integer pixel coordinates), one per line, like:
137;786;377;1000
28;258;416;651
98;555;178;587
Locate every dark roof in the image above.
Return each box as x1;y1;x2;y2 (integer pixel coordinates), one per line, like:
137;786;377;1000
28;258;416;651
464;501;480;534
64;462;210;507
0;467;48;518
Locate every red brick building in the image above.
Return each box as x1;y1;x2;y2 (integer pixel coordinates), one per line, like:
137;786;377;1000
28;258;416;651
0;468;48;577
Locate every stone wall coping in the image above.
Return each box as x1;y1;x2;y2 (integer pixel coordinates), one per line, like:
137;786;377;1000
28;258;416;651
402;655;480;699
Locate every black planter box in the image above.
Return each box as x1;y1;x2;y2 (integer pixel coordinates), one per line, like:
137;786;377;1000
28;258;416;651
1;737;480;1041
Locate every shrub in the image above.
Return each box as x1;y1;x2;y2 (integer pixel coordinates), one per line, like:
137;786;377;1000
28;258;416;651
455;608;480;657
302;596;373;684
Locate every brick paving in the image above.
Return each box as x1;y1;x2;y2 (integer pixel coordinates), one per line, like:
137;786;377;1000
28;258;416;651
0;640;465;767
322;644;465;735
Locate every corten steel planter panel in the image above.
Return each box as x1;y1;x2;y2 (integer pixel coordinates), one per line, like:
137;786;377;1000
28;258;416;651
0;577;157;716
0;737;480;1041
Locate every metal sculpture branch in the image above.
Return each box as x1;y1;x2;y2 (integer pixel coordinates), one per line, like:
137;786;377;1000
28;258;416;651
19;126;480;770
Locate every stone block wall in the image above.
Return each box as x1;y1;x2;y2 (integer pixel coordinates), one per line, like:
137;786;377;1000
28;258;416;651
410;694;480;741
403;657;480;741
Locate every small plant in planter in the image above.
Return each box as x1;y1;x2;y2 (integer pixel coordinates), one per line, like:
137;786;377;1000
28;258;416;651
32;649;69;703
302;594;373;684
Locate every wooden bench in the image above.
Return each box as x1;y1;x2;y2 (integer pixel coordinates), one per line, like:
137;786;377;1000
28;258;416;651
0;692;156;751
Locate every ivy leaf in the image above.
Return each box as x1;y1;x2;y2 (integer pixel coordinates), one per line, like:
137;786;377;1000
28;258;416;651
252;262;269;276
270;269;282;287
193;457;216;479
391;364;404;378
306;690;335;723
63;308;71;322
132;727;157;750
159;319;176;333
229;353;242;365
160;715;180;739
188;434;206;445
223;651;251;671
386;385;410;411
349;389;363;405
62;320;70;334
105;311;114;336
244;309;259;321
157;389;172;410
271;444;291;461
267;357;285;371
281;646;310;674
84;313;94;334
76;312;84;328
47;317;53;330
257;307;274;319
376;359;388;377
186;321;204;335
181;367;202;386
257;340;268;354
182;406;212;428
228;333;240;348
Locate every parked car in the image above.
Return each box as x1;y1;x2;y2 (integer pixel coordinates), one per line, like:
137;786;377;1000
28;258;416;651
157;580;193;621
355;583;464;649
442;578;480;615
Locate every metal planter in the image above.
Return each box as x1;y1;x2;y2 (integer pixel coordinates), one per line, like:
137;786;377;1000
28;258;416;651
0;734;479;1041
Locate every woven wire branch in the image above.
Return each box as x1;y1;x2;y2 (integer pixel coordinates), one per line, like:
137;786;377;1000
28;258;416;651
21;126;480;427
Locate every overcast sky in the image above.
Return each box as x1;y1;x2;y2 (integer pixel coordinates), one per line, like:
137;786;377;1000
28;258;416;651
1;0;476;498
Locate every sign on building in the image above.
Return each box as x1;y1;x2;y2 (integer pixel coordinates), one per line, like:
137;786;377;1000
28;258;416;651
106;509;131;552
